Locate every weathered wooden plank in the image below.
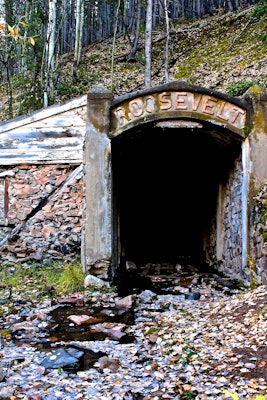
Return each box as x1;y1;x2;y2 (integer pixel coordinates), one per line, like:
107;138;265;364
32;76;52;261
0;127;85;144
0;136;84;149
0;179;4;223
28;109;87;128
0;148;84;164
0;141;84;152
0;95;87;134
0;95;88;165
0;134;84;164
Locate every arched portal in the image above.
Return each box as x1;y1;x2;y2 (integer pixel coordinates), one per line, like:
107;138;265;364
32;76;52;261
83;82;253;286
111;119;243;267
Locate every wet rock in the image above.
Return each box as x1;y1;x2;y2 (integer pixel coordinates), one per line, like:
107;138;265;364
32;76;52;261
185;291;201;300
57;294;84;306
97;356;121;372
115;294;134;309
90;322;127;341
67;314;103;325
41;347;84;370
137;289;157;303
11;321;39;335
84;274;110;289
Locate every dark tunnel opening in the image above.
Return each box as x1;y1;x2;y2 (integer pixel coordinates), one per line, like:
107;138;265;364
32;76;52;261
111;120;242;279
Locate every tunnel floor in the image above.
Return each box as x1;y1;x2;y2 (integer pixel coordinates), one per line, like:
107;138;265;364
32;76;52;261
114;257;240;297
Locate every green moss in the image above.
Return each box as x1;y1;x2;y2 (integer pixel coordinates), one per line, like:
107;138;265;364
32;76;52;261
145;327;160;336
227;81;262;96
262;231;267;243
249;85;266;95
0;328;11;338
259;200;267;223
243;126;250;136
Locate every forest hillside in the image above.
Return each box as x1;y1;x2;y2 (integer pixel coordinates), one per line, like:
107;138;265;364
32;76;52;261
56;5;267;101
0;3;267;121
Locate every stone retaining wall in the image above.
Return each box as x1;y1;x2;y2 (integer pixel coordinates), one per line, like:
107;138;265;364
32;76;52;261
0;164;84;265
250;182;267;286
205;154;243;281
222;155;243;280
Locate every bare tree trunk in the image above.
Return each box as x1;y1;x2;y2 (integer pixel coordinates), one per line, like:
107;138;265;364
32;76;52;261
0;0;13;117
227;0;234;11
111;0;121;91
61;0;69;53
163;0;169;83
43;0;57;107
145;0;153;88
195;0;201;17
74;0;84;67
127;0;141;61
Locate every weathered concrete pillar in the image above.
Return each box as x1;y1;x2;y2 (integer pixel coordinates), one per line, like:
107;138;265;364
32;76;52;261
82;85;113;279
246;87;267;186
243;87;267;284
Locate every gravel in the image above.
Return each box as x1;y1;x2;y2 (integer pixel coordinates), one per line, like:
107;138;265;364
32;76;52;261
0;284;267;399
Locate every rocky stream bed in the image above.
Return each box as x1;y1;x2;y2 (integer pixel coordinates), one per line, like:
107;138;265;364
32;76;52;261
0;263;267;399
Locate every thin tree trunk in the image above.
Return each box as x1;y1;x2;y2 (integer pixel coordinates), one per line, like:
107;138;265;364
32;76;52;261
145;0;153;88
111;0;121;92
61;0;69;53
0;0;13;117
127;0;141;61
74;0;84;66
44;0;57;106
163;0;169;83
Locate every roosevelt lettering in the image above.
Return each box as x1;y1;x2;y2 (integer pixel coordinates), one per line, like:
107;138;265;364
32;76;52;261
114;107;129;126
129;99;144;118
202;96;217;115
191;93;201;111
112;91;246;131
231;107;245;124
159;92;172;110
174;92;187;110
217;102;229;121
145;96;156;114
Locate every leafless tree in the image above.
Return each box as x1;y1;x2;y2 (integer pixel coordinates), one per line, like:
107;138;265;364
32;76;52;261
145;0;153;88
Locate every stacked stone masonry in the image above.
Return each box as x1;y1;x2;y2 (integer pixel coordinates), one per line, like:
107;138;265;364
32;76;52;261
0;164;85;265
250;182;267;286
223;155;243;279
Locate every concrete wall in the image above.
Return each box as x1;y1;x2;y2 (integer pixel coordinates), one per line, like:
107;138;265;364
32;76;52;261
246;88;267;285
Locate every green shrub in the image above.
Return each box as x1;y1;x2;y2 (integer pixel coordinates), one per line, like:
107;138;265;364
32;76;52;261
226;80;258;96
253;0;267;19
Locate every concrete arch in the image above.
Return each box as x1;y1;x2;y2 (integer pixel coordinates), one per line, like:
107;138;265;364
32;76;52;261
110;81;248;138
83;82;267;286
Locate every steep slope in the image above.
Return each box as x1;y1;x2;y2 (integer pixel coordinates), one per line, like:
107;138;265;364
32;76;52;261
58;5;267;101
0;5;266;119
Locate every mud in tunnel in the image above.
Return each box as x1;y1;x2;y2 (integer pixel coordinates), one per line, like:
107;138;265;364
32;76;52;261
111;119;243;283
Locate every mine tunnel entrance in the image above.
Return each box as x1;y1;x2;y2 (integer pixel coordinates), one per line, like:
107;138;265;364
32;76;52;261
111;120;243;282
84;83;249;288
